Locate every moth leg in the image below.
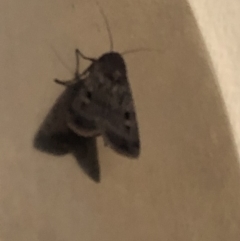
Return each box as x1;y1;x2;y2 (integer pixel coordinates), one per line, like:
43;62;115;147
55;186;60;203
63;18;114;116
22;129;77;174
54;49;96;86
75;49;96;63
75;49;96;78
54;78;78;86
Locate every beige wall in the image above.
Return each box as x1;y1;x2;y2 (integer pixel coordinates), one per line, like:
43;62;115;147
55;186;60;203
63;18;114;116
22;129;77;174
1;0;240;240
189;0;240;152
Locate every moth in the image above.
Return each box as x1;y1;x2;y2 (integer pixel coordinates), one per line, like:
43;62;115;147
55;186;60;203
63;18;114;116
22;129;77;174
54;5;141;158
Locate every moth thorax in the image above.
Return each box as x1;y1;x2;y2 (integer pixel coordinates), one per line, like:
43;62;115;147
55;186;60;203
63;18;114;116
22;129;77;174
98;52;126;80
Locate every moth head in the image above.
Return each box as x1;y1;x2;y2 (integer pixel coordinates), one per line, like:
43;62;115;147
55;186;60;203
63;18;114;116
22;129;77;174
94;52;127;83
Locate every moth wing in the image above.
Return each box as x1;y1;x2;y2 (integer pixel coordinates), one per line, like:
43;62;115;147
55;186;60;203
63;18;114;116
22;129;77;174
34;86;92;155
34;85;100;182
101;83;140;158
66;80;100;137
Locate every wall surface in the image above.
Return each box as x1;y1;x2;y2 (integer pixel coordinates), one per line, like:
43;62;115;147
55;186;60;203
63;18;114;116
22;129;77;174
189;0;240;156
1;0;240;240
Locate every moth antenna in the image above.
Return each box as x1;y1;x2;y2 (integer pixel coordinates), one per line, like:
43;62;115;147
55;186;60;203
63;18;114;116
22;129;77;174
95;1;114;51
121;48;160;56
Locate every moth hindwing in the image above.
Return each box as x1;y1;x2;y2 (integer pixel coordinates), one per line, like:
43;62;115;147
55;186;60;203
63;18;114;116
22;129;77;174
55;49;141;158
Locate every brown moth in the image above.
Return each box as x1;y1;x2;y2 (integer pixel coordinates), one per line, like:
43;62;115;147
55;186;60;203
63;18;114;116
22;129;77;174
54;4;140;158
55;49;140;158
